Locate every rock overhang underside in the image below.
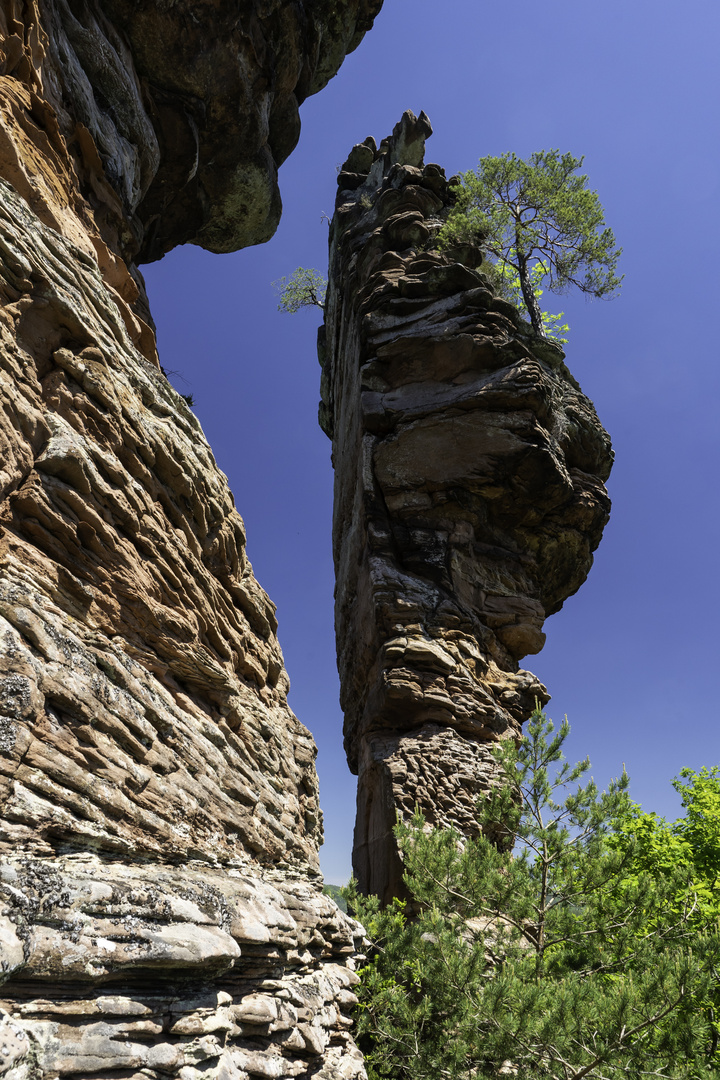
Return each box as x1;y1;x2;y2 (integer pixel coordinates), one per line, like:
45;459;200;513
321;110;613;903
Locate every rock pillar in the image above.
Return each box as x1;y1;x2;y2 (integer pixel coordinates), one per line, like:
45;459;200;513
321;112;613;903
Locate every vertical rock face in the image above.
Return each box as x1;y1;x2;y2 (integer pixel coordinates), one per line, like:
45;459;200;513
0;1;383;1077
321;112;613;903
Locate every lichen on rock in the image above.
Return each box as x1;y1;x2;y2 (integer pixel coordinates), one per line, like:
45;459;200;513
321;111;613;903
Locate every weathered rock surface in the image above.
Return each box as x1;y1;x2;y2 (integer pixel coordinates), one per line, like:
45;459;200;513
321;112;613;902
0;1;382;1076
6;0;382;266
0;858;366;1080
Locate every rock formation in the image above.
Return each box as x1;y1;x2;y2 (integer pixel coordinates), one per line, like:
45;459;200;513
0;1;383;1077
321;112;613;903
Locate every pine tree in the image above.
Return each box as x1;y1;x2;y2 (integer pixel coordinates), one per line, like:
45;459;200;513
349;710;720;1079
438;151;622;337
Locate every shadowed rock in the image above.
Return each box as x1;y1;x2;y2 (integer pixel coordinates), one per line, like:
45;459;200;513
321;112;613;903
33;0;383;263
0;1;382;1076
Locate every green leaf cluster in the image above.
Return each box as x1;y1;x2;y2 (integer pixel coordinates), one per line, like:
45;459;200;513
273;266;327;312
438;150;622;336
348;711;720;1079
608;768;720;923
488;257;570;344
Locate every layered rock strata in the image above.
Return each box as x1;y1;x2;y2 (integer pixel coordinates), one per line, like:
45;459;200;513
321;112;613;903
0;1;383;1076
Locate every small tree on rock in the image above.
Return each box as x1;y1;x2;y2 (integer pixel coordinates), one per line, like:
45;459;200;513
274;267;327;312
439;150;623;336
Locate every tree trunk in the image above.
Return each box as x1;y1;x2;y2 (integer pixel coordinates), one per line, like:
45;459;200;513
516;241;545;337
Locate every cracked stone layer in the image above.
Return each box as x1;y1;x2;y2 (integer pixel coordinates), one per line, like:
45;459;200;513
0;177;320;873
0;1;382;1076
321;112;613;903
0;857;366;1080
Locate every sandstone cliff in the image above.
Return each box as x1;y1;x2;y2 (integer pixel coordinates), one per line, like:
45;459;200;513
0;2;383;1077
321;112;613;903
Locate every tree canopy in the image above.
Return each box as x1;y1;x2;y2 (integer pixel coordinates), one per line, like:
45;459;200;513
349;711;720;1079
438;150;623;336
612;766;720;927
273;266;327;312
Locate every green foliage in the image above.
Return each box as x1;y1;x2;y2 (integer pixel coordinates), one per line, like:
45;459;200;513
348;710;720;1079
489;257;570;344
438;150;622;336
610;767;720;1063
674;768;720;893
273;267;327;312
612;767;720;924
323;883;348;913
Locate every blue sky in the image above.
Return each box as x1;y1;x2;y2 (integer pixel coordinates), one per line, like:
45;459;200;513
143;0;720;883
